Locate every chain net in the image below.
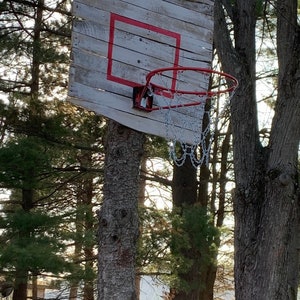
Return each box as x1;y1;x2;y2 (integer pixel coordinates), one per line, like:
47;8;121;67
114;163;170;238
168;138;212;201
145;67;238;168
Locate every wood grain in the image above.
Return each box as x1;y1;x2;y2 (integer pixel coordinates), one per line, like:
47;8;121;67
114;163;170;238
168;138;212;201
69;0;214;144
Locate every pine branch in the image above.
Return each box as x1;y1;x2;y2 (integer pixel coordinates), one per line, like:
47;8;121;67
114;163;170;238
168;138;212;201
8;0;72;17
140;169;172;187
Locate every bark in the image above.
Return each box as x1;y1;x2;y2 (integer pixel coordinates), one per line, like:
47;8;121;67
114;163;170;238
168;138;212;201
13;1;44;296
31;0;44;97
69;285;78;300
13;188;33;300
12;268;28;300
84;246;95;300
69;202;82;300
214;0;300;299
135;156;147;300
82;153;95;300
32;274;38;300
252;0;300;298
171;99;224;300
172;160;198;300
98;120;145;300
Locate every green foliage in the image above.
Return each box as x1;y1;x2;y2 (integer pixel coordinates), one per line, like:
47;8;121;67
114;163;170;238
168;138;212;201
137;207;173;274
0;0;72;100
0;0;100;295
169;206;220;292
66;263;97;286
0;210;71;277
145;135;170;161
137;205;220;293
256;0;265;18
0;137;52;190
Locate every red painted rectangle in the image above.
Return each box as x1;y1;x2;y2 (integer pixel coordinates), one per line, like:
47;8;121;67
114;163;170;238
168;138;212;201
107;13;181;88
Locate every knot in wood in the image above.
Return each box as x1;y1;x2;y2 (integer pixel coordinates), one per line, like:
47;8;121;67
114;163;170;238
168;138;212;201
101;218;108;227
278;173;291;186
117;124;126;135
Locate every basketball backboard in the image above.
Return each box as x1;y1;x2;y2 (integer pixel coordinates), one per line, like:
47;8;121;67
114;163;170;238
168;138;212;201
68;0;215;144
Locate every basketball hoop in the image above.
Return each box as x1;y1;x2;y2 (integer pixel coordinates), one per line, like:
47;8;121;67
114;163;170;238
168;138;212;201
132;66;238;167
132;67;238;111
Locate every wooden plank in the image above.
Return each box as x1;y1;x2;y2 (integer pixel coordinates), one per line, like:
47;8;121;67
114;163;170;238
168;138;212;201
72;33;211;92
86;0;213;29
70;64;206;120
68;82;204;144
72;34;210;77
164;0;214;15
71;47;210;100
69;0;214;142
72;20;212;62
71;47;159;89
73;0;213;44
120;0;214;28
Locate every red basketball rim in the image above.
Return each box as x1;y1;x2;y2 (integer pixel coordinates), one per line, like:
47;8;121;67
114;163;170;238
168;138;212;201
145;66;239;96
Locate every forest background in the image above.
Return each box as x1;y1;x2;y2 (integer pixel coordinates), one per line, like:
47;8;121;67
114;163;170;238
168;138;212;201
0;1;299;300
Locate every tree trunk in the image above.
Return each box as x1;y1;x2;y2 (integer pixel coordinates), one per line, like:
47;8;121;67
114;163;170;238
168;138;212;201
135;156;147;300
171;98;222;300
214;0;300;299
172;158;217;300
82;152;95;300
13;1;44;297
84;246;95;300
12;267;28;300
97;120;145;300
13;188;34;300
172;160;198;300
32;274;38;300
252;0;300;297
69;286;78;300
31;0;44;97
69;201;82;300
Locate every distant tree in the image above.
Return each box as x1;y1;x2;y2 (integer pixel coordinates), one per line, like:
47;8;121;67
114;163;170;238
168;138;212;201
0;136;73;299
0;1;72;297
169;92;233;300
0;1;104;299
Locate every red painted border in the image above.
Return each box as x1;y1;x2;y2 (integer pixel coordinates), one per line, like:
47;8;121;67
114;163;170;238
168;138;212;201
107;13;181;88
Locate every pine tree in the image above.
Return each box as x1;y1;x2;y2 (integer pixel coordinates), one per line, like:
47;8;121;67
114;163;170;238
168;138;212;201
0;1;104;299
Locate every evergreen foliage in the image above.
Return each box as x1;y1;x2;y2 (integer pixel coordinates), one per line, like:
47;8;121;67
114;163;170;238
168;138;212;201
169;206;220;292
0;1;102;299
0;210;70;278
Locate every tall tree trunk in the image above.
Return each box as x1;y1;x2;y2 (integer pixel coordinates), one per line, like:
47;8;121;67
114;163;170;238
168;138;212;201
97;120;145;300
13;267;28;300
84;193;95;300
252;0;300;298
69;227;81;300
13;188;34;300
171;159;218;300
171;100;220;300
69;199;83;300
214;1;264;298
69;285;78;300
214;0;300;299
32;274;38;300
84;247;95;300
135;156;147;300
82;152;95;300
31;0;44;98
172;160;198;300
13;1;44;297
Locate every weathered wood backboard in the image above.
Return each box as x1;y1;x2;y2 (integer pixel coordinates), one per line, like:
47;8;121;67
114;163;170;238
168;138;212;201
68;0;214;144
